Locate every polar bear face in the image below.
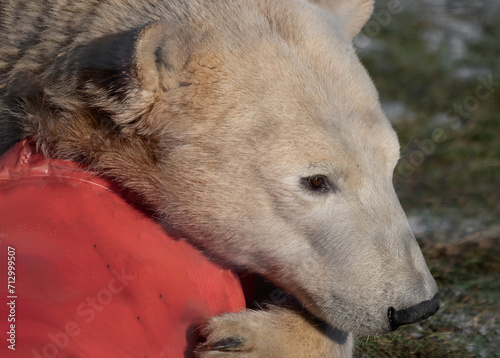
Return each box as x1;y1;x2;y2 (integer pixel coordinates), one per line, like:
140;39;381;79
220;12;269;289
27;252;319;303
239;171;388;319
134;0;439;334
1;0;439;335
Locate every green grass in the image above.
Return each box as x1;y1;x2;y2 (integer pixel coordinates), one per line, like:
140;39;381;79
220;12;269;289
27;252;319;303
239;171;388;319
356;239;500;358
354;1;500;356
358;2;500;222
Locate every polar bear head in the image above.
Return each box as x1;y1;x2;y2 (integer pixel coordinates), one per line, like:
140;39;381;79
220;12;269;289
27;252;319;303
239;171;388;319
124;0;439;334
9;0;439;335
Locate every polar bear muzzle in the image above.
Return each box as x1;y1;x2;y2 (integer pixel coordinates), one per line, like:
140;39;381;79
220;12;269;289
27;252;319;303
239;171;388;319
388;293;440;331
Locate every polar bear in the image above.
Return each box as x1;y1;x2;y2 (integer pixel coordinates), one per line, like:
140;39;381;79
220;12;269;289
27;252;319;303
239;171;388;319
0;0;439;356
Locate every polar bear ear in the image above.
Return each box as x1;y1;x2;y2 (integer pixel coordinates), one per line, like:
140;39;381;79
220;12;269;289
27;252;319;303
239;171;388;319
309;0;374;39
132;22;191;93
77;22;191;126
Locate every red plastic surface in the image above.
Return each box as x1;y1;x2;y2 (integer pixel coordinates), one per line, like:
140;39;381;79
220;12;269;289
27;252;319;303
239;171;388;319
0;140;245;358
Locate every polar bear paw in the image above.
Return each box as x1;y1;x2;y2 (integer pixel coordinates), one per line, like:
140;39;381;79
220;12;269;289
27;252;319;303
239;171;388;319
194;306;352;358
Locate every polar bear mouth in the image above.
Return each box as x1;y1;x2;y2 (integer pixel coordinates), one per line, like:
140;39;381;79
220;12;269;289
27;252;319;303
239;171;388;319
246;274;440;335
244;275;351;342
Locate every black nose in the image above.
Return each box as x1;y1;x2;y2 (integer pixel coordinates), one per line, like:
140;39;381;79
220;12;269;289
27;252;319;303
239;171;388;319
388;293;440;331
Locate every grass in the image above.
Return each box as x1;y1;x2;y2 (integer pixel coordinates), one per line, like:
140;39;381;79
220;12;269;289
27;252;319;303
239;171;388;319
355;239;500;357
358;1;500;223
354;1;500;356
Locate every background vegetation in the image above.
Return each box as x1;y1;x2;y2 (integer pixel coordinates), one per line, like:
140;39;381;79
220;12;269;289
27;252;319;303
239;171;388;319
354;1;500;357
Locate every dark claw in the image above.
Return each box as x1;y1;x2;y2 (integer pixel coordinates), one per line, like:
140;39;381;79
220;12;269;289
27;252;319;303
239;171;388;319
205;337;246;351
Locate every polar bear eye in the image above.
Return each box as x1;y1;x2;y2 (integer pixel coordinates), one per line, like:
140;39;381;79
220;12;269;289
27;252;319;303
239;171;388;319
303;175;330;193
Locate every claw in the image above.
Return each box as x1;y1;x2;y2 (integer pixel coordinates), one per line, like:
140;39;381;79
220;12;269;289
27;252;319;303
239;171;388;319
205;337;246;351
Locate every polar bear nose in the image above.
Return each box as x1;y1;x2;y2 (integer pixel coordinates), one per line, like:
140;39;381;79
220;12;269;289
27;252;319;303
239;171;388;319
388;293;440;331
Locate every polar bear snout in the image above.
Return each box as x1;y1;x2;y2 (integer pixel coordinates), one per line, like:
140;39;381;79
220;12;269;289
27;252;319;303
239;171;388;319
388;293;440;331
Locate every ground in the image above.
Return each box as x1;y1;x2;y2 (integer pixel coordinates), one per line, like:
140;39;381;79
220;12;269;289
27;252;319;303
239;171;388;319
355;240;500;358
354;1;500;356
